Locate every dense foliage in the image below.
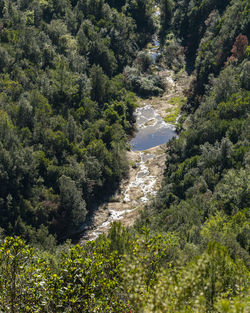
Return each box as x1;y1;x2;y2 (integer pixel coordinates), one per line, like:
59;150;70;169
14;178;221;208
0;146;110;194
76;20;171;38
0;0;162;240
0;225;249;312
172;0;250;104
0;0;249;312
134;0;250;309
142;0;250;258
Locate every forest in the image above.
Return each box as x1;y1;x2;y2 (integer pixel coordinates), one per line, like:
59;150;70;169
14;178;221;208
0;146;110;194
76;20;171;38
0;0;249;312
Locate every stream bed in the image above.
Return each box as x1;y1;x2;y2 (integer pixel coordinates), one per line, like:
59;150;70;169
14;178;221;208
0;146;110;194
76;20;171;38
80;146;166;242
80;16;178;242
80;104;176;242
130;105;176;151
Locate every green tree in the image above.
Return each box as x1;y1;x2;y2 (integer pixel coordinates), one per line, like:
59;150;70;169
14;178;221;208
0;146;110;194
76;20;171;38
0;237;47;312
124;0;156;47
159;0;173;41
58;175;87;231
90;64;109;106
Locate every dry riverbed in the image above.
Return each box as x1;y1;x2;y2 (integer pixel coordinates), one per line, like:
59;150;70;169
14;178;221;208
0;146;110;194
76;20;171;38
80;69;190;243
80;145;166;242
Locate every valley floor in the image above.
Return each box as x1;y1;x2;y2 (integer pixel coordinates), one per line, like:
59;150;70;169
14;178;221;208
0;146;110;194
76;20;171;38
80;68;190;243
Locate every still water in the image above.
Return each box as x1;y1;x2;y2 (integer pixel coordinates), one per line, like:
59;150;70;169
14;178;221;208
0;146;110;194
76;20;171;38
131;29;176;150
130;105;176;151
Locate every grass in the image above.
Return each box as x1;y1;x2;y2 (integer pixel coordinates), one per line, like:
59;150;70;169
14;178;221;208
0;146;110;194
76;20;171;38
164;96;186;124
165;108;173;113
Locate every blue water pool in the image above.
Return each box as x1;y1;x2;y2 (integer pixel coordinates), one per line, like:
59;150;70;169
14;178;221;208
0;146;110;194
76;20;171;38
130;105;176;151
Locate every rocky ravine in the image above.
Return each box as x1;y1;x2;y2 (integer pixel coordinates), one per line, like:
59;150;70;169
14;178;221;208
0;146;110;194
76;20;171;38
80;145;166;242
80;70;189;243
79;4;191;243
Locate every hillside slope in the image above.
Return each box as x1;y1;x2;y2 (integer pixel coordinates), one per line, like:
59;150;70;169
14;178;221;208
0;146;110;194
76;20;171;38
0;1;249;312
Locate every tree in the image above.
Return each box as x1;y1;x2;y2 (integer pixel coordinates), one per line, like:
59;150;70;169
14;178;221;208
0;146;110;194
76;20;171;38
159;0;173;41
106;0;126;11
229;34;248;63
143;242;248;312
124;0;156;47
58;175;86;231
0;237;47;312
49;58;79;108
90;64;109;106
